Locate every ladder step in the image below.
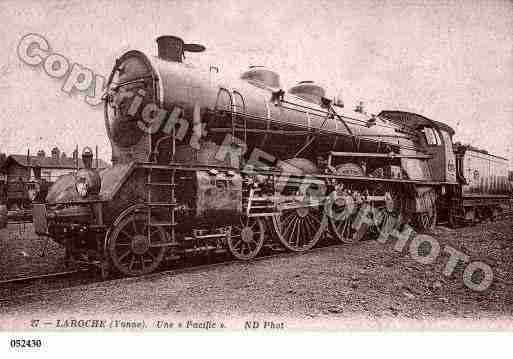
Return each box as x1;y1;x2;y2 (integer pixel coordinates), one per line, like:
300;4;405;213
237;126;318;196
252;196;275;201
248;212;281;217
145;202;178;207
243;202;274;208
243;199;272;203
146;182;176;187
149;222;177;227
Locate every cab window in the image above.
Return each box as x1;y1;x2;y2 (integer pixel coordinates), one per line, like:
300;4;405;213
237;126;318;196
422;127;441;146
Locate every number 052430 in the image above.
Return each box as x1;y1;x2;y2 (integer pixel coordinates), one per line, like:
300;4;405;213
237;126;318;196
9;339;42;348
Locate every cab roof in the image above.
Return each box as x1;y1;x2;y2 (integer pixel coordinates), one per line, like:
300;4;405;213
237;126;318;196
378;110;455;136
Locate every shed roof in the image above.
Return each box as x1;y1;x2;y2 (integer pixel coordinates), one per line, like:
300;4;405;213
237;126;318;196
1;154;110;171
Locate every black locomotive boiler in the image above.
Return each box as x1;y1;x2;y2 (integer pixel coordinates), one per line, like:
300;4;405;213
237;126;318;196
22;35;510;277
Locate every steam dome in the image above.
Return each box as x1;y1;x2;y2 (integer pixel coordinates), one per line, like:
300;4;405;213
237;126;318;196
288;81;326;105
241;66;281;90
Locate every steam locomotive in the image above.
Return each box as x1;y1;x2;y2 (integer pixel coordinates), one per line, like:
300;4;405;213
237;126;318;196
20;36;510;277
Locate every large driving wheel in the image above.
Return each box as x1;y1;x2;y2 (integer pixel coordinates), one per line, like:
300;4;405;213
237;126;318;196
371;192;398;240
272;205;326;252
107;213;167;276
327;195;364;244
227;216;266;260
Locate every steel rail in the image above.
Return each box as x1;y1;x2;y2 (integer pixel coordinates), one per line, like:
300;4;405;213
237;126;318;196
0;241;351;302
1;213;511;302
0;268;89;286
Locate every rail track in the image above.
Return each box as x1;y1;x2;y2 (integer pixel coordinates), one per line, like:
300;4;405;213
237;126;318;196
1;209;512;302
0;268;96;300
0;269;89;285
0;239;344;302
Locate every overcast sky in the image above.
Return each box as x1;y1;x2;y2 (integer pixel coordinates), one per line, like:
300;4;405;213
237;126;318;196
0;0;512;165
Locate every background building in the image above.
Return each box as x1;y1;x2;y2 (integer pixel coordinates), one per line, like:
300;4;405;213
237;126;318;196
0;147;109;209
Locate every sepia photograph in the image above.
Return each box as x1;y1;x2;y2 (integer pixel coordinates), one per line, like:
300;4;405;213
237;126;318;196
0;0;512;355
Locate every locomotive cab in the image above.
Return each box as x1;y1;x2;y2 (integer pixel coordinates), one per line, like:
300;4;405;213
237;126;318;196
379;111;457;184
418;125;457;183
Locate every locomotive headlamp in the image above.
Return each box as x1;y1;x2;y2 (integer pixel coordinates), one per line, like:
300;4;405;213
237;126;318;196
76;178;89;198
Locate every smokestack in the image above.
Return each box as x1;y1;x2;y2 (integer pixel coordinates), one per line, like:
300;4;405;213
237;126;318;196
156;36;185;63
156;35;205;63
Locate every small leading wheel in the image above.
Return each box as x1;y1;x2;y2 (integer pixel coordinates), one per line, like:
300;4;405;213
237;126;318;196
227;216;266;260
107;213;167;276
327;195;364;244
272;205;327;252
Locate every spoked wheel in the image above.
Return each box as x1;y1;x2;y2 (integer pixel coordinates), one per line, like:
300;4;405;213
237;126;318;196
107;213;167;276
388;184;415;227
272;205;327;252
326;195;363;244
371;192;399;240
227;216;265;260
